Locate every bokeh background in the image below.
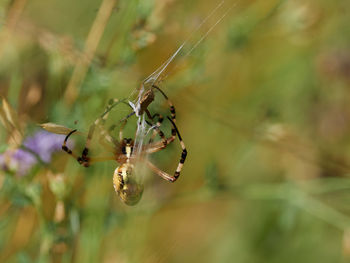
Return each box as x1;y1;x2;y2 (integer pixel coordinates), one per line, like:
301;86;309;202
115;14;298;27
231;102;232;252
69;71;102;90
1;0;350;262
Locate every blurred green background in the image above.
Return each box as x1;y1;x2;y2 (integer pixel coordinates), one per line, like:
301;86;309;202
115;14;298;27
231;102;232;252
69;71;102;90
1;0;350;262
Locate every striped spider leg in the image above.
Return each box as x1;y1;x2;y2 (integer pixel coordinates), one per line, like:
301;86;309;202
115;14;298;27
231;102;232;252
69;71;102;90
143;85;176;147
145;117;187;182
62;99;127;167
144;85;176;150
62;129;115;166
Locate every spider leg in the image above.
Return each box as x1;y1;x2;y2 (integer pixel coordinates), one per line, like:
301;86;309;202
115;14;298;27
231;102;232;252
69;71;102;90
116;110;137;142
145;110;178;150
166;116;187;181
117;110;135;124
146;160;177;182
143;85;177;148
145;117;171;149
145;136;175;154
107;101;138;141
145;117;187;182
144;113;178;153
148;113;164;143
62;130;114;166
63;99;126;165
152;85;176;122
84;98;128;158
62;130;79;159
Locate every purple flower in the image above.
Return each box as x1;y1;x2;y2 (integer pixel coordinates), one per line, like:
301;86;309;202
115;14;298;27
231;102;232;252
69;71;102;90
0;130;73;176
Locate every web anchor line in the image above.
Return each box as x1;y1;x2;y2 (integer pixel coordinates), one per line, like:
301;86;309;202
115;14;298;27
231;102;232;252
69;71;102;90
130;1;237;158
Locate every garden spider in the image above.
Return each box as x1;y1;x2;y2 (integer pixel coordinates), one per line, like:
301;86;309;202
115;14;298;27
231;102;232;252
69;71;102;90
61;87;187;205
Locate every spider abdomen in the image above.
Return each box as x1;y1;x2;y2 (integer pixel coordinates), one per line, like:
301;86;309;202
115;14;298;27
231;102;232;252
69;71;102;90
113;163;144;206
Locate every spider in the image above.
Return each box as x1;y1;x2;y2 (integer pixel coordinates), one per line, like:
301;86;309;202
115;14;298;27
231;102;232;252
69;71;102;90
61;87;187;205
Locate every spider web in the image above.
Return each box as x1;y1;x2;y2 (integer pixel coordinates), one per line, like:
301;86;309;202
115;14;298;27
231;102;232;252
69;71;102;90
129;1;237;161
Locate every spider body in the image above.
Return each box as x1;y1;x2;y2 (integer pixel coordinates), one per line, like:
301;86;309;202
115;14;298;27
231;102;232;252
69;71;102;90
62;87;187;205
